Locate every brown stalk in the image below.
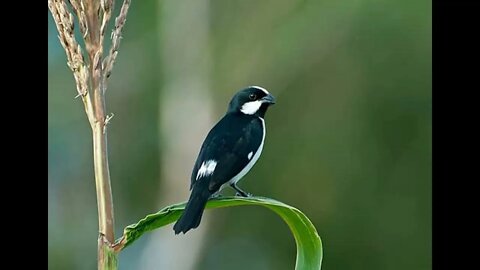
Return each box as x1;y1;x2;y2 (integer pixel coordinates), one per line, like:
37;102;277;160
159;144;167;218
48;0;131;269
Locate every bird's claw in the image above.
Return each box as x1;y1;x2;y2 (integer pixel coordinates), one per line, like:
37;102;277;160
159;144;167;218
235;191;252;197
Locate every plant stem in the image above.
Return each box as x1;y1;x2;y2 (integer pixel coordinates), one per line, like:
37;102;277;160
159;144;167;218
90;35;115;247
91;38;117;270
49;0;131;268
100;237;119;270
83;1;116;268
93;120;116;269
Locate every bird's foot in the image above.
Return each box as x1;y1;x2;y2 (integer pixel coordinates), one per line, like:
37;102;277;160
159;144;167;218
211;193;223;199
235;191;253;197
230;183;252;197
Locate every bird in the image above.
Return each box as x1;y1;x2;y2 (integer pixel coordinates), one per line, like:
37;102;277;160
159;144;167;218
173;86;276;234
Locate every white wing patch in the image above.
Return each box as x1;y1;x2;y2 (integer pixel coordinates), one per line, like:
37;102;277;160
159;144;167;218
240;100;263;115
248;151;253;160
196;160;217;180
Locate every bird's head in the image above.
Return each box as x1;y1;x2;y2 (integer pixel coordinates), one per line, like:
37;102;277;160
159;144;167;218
227;86;276;117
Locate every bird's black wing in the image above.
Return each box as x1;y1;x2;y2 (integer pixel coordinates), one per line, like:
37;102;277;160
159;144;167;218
190;114;264;191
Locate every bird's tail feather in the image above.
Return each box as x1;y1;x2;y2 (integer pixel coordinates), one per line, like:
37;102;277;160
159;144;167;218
173;186;211;234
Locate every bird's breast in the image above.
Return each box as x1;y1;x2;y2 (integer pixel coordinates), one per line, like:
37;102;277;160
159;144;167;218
226;117;266;186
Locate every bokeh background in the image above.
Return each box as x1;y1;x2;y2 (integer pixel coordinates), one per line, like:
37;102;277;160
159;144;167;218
48;0;431;269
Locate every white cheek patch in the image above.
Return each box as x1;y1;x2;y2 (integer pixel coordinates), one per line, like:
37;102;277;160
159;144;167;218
240;100;263;115
248;152;253;160
196;160;217;180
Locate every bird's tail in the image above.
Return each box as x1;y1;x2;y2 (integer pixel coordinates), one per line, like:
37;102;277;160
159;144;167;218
173;185;211;234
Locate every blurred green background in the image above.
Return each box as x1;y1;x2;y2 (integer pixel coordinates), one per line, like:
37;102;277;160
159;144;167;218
48;0;431;269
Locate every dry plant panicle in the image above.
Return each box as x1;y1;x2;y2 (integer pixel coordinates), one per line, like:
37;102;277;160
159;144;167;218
48;0;132;268
103;0;131;83
48;0;88;98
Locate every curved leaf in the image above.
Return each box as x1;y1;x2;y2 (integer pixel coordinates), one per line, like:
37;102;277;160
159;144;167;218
116;196;323;269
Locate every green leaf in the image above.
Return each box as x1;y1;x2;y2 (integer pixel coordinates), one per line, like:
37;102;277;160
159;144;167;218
117;196;323;270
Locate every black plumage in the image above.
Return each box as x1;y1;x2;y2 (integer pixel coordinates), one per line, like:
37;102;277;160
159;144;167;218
173;86;275;234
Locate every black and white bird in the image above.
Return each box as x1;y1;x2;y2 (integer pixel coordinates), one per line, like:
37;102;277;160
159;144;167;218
173;86;276;234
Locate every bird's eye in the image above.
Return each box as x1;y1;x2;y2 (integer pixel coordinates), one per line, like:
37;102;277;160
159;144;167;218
249;94;257;100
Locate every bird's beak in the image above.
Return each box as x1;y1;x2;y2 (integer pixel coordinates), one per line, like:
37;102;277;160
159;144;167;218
261;94;276;105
